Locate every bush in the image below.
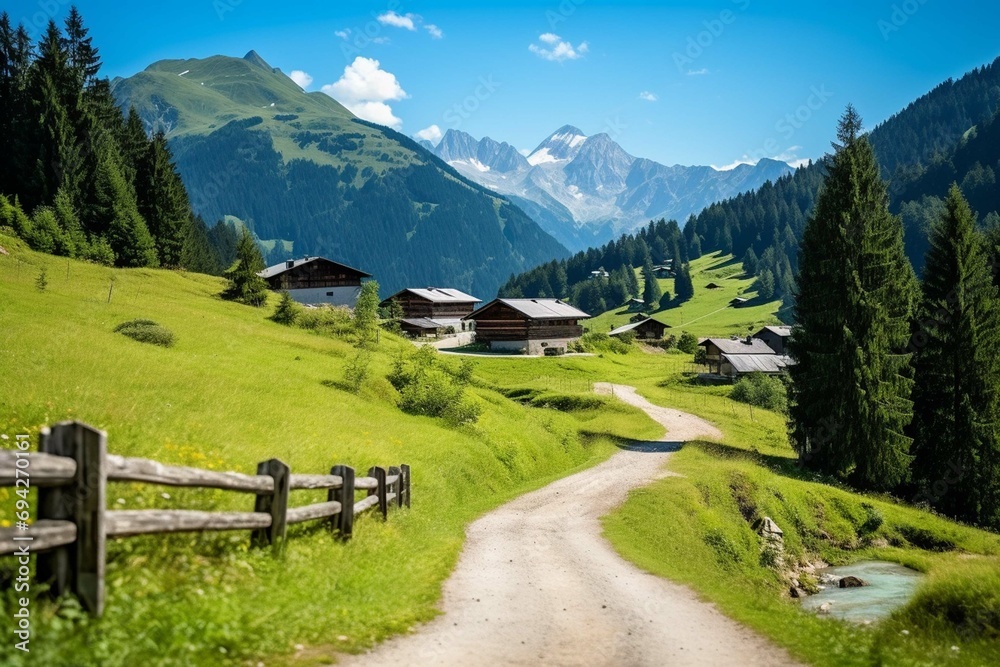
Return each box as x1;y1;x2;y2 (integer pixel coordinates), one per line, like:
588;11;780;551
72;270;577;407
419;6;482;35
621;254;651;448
342;350;371;393
730;372;787;412
388;347;480;425
574;332;631;355
677;331;699;354
114;319;176;348
297;305;354;338
270;291;301;325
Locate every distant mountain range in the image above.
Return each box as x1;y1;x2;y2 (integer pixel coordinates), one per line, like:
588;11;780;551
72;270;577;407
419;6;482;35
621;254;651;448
426;125;794;251
111;51;568;298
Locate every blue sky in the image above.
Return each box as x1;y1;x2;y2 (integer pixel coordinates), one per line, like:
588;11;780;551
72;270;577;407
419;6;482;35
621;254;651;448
8;0;999;168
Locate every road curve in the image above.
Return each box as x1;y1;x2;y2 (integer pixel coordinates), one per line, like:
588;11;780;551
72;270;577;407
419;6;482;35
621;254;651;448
338;383;801;666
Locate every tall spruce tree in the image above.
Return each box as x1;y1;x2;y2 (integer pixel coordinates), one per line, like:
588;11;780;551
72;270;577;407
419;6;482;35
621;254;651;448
137;132;191;266
910;185;1000;527
788;106;919;490
642;260;662;308
223;227;268;306
674;263;695;302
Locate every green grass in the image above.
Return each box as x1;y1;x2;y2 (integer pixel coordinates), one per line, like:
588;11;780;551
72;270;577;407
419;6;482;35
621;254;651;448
0;234;662;666
584;251;785;339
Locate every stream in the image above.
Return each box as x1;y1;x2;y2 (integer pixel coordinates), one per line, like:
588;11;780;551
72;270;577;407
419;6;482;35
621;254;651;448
799;560;924;623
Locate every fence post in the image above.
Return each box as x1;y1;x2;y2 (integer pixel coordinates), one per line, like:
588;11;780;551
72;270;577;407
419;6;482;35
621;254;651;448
368;466;387;520
388;465;402;509
400;464;411;508
36;421;107;616
330;465;354;540
252;459;289;552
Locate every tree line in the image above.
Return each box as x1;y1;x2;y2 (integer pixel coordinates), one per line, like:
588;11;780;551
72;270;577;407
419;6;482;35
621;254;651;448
0;8;236;273
790;106;1000;531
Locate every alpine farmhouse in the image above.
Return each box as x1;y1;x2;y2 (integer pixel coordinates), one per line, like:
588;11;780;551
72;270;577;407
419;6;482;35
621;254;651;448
464;298;590;355
260;257;371;307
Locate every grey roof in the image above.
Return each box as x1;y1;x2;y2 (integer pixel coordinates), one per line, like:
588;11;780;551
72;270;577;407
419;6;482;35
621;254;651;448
609;318;666;336
401;317;463;329
755;325;792;337
391;287;480;304
469;298;590;320
260;256;371;279
700;338;775;355
723;353;795;374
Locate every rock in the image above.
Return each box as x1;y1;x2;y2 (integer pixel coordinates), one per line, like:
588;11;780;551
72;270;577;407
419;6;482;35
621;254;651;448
818;602;832;614
839;575;869;588
789;586;806;599
753;516;784;538
0;246;7;255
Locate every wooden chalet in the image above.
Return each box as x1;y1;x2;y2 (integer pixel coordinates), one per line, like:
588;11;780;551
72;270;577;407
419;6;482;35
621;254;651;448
381;287;481;339
609;318;668;341
260;256;371;307
464;298;590;355
753;325;792;355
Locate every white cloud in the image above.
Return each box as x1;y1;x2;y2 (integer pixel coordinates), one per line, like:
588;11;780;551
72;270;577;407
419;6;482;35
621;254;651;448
415;124;443;144
335;29;351;40
638;91;658;102
372;36;391;45
378;11;418;30
289;70;313;89
687;68;709;76
787;158;812;168
713;146;812;171
529;34;588;62
424;24;443;39
322;57;408;129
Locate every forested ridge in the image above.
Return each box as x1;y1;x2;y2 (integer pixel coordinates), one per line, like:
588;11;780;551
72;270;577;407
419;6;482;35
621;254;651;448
0;9;237;274
502;56;1000;312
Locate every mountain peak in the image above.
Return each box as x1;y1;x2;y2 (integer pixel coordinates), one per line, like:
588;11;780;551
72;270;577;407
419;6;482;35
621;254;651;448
243;50;272;70
528;125;588;166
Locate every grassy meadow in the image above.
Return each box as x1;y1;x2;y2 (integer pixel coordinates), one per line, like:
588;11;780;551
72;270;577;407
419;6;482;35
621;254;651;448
583;251;785;339
2;232;999;666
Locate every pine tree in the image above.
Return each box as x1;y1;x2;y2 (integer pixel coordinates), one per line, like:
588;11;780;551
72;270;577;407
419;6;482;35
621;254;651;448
674;263;695;302
743;247;759;276
788;106;919;490
642;260;662;308
63;7;101;89
94;144;158;267
624;264;640;298
137;132;191;266
0;15;34;200
910;185;1000;527
756;269;775;300
222;227;268;306
270;290;301;325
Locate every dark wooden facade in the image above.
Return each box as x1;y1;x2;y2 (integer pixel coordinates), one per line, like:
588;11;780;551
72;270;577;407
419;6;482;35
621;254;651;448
465;302;585;343
263;258;370;291
753;326;792;355
611;318;668;340
381;289;479;320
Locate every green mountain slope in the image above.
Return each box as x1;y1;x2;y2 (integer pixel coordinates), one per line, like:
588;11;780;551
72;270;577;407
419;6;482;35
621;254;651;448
112;51;568;297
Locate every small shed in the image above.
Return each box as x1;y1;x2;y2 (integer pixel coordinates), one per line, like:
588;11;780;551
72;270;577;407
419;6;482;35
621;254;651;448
705;282;722;290
720;353;795;378
609;318;668;341
399;318;465;338
698;337;775;374
730;297;749;308
626;298;646;312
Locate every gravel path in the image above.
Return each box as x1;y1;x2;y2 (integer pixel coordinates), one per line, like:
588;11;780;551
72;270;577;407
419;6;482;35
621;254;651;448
338;384;800;666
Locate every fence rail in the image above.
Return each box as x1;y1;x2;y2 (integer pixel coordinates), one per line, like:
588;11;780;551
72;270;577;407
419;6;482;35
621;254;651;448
0;421;410;617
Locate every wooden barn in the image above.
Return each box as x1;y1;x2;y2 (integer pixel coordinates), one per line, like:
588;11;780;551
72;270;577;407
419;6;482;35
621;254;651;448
381;287;481;338
260;257;371;307
698;337;776;375
753;325;792;355
464;298;590;355
609;318;668;340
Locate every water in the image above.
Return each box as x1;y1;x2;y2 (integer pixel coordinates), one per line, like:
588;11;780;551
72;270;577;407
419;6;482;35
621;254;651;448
799;560;924;623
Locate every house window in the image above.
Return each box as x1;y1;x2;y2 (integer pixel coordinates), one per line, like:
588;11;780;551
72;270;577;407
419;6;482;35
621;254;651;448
326;291;334;296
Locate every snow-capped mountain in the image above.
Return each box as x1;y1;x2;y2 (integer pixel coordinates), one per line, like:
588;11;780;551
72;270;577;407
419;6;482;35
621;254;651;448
428;125;795;251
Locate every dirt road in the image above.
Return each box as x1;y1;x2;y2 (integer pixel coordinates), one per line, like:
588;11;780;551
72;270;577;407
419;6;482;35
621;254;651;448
339;384;800;666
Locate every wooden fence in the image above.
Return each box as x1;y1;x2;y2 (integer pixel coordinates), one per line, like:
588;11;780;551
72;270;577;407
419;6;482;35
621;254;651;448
0;421;410;617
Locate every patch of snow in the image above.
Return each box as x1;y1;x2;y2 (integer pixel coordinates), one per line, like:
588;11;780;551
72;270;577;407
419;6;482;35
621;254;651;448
528;148;563;166
270;103;275;107
453;158;491;173
551;132;587;148
178;70;190;76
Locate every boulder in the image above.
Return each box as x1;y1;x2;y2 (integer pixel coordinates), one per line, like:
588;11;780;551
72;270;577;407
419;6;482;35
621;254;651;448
839;575;869;588
789;586;806;599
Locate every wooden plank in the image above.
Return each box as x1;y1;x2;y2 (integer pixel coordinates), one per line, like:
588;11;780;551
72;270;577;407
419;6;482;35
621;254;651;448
330;465;355;540
107;455;272;493
388;466;402;509
37;422;107;616
106;510;271;537
0;520;76;555
401;464;411;508
289;474;343;491
368;466;388;520
252;459;289;552
286;501;342;525
0;449;76;487
354;477;377;491
353;495;380;515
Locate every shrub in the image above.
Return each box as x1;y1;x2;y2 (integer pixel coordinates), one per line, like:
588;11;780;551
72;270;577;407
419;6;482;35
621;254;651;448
270;291;301;325
730;372;787;412
694;348;708;364
114;319;176;348
342;350;371;393
575;332;631;355
35;268;48;292
297;305;354;338
389;347;480;425
677;331;699;354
